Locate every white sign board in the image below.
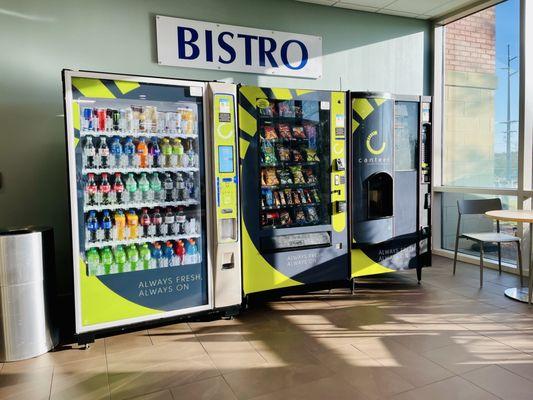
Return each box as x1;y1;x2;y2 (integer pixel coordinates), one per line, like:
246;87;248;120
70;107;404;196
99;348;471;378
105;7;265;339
156;16;322;79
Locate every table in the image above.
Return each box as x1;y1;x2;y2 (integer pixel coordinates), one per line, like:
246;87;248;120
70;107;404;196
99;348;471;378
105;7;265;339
485;210;533;304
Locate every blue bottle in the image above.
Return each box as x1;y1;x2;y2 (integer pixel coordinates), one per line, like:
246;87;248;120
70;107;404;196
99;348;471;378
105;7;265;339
110;136;123;166
124;137;136;167
102;210;113;241
87;211;98;243
164;241;174;267
150;137;161;167
151;242;163;268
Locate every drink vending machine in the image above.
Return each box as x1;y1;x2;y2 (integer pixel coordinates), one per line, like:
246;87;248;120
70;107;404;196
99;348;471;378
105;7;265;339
63;71;241;340
349;92;432;282
238;86;349;296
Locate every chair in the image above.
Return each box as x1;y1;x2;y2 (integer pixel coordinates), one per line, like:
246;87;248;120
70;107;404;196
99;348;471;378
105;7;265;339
453;198;523;287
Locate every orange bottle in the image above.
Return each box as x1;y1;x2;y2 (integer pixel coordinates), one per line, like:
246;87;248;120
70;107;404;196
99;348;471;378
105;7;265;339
126;209;139;239
136;138;149;168
114;210;126;240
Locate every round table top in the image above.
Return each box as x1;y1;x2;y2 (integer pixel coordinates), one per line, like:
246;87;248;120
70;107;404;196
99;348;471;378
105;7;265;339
485;210;533;223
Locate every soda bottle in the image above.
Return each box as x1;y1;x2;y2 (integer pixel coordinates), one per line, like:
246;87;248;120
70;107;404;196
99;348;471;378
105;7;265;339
186;139;197;167
139;243;151;269
114;245;127;272
174;240;185;265
86;211;99;243
172;138;184;167
97;109;106;132
110;137;123;167
140;208;151;237
126;173;137;203
102;210;113;241
124;137;136;167
138;172;150;201
152;208;163;237
98;137;110;168
86;248;100;276
185;172;195;200
164;241;174;267
82;108;94;131
163;173;174;202
85;173;98;206
175;173;185;201
161;138;172;167
149;137;161;167
101;246;114;275
84;136;96;168
152;242;163;268
113;173;124;204
186;238;199;264
137;137;149;168
114;210;126;241
105;109;113;131
126;209;139;239
176;207;186;234
150;173;163;201
112;110;120;131
99;173;111;205
126;244;139;271
164;207;175;235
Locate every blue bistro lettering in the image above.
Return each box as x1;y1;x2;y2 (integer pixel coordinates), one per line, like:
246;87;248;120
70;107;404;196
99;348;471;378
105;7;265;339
177;27;309;70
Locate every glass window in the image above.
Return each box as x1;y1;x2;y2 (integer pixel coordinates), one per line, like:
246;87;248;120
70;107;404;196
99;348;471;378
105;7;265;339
443;0;520;188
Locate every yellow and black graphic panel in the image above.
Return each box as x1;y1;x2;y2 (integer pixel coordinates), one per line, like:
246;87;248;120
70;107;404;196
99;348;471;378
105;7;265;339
238;85;348;295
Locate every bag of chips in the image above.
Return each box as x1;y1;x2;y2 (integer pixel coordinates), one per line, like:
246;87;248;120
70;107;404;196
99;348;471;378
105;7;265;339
263;126;278;140
305;149;320;162
262;167;279;186
306;206;319;223
262;141;277;165
279;210;292;226
278;102;295;117
298;189;307;204
294;208;306;224
266;211;279;225
311;189;321;203
273;191;282;207
292;190;301;205
284;189;293;205
277;145;291;162
303;167;317;183
279;190;287;206
291;149;304;163
304;189;313;203
264;189;274;207
278;169;293;185
304;123;317;149
278;123;292;139
290;166;305;184
292;126;306;139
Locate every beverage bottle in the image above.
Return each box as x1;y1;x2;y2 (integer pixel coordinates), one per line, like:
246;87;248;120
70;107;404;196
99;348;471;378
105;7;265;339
114;210;126;241
175;173;185;201
157;112;166;132
138;172;150;201
176;207;186;234
185;172;195;200
145;106;157;133
124;137;136;167
166;112;176;133
120;109;131;132
139;243;151;269
131;106;141;132
164;241;174;267
114;245;127;272
151;242;163;268
138;107;146;132
150;173;162;201
85;173;98;206
126;209;139;239
101;246;114;275
161;138;172;167
164;207;175;235
102;210;113;241
99;173;111;205
126;244;139;271
126;173;137;203
112;110;120;131
186;238;199;264
149;137;161;167
97;109;106;132
98;137;110;168
186;139;197;167
82;108;93;131
86;248;100;276
163;173;174;202
174;240;185;265
152;208;163;236
137;137;149;168
86;211;99;243
172;138;184;167
105;109;113;131
140;208;151;237
113;173;124;204
84;136;96;168
110;136;123;167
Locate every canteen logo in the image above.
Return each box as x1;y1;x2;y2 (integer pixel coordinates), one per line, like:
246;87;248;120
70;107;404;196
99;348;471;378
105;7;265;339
157;16;322;78
366;130;386;155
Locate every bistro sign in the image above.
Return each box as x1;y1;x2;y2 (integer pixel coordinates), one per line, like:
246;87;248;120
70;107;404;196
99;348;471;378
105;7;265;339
156;16;322;79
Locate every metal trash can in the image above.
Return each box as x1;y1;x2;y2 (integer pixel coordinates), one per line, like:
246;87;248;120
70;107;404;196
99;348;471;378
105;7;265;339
0;226;57;361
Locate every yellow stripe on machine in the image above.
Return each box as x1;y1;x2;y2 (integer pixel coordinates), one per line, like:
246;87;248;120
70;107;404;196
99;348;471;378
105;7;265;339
295;89;314;96
352;98;374;120
238;105;257;138
352;118;359;134
374;98;386;106
239;137;250;159
350;249;394;278
271;88;292;100
72;78;115;99
114;80;140;94
239;86;268;107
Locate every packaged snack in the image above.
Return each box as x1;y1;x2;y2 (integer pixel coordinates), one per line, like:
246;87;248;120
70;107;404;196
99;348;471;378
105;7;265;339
279;210;292;226
306;206;319;223
279;190;287;206
273;191;282;207
278;102;295;117
259;102;276;117
298;189;307;204
264;188;274;207
291;149;304;163
266;211;279;225
263;126;278;140
290;166;305;184
277;145;291;162
304;189;313;203
305;149;320;162
262;141;277;165
311;189;321;203
278;123;292;139
303;167;317;183
294;105;303;118
278;169;293;185
262;167;279;186
292;190;301;205
294;208;306;224
284;189;293;205
292;126;306;139
304;123;317;149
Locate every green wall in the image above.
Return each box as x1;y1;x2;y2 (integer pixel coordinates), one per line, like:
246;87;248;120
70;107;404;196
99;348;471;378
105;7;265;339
0;0;431;294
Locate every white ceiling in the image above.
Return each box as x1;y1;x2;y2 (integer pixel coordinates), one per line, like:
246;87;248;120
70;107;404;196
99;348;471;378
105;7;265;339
295;0;490;20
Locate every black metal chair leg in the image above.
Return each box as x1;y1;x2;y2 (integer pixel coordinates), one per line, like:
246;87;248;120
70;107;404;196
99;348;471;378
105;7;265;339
517;241;523;287
498;243;502;275
479;242;484;288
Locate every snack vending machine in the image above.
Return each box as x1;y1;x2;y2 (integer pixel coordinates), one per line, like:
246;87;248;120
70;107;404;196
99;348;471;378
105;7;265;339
238;86;348;295
349;92;432;282
63;71;241;338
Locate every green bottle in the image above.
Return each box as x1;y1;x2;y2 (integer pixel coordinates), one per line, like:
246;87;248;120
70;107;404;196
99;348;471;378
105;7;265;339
139;243;151;270
138;172;150;200
101;247;114;275
126;244;139;271
114;245;127;273
86;248;100;276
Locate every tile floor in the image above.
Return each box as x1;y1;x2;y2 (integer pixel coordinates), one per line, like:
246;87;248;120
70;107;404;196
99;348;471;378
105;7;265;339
2;255;533;399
